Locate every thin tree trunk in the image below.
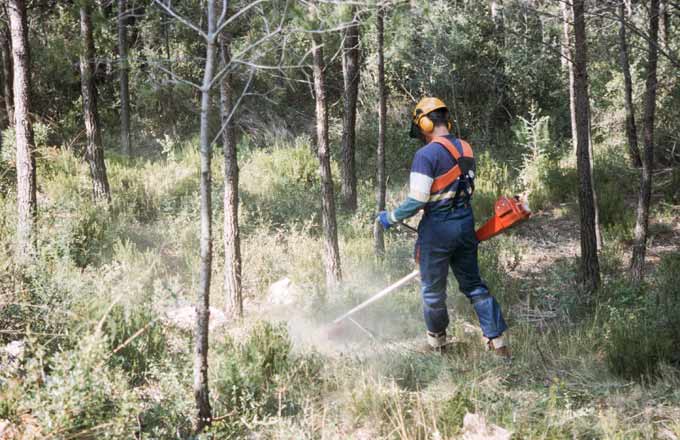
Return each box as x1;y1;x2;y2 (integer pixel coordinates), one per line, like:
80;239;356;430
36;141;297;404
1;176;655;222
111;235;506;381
340;10;360;212
630;0;660;284
118;0;131;156
8;0;35;262
194;0;217;432
660;0;669;50
572;0;600;293
617;1;642;168
586;106;603;250
561;1;578;154
220;32;242;319
1;25;13;129
374;7;386;258
80;1;111;203
312;33;342;290
490;0;502;25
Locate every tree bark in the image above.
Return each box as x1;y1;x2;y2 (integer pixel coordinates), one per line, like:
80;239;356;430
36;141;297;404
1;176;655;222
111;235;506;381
194;0;217;432
374;7;386;258
220;32;242;319
572;0;600;293
630;0;660;284
312;33;342;291
118;0;131;156
561;1;578;154
80;1;111;203
617;1;642;168
659;0;669;50
565;0;602;251
8;0;36;262
1;25;13;130
340;10;360;212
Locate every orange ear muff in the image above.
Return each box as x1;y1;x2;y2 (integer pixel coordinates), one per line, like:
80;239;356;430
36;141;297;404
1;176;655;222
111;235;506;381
418;115;434;133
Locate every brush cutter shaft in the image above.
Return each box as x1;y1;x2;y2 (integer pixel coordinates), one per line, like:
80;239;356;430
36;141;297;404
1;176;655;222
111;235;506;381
332;270;420;325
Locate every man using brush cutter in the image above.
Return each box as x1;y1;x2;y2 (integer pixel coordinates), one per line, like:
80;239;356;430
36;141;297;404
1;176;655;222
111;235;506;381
377;97;509;357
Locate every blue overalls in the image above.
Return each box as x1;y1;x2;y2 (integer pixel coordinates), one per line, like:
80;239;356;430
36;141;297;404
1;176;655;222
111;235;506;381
389;135;507;339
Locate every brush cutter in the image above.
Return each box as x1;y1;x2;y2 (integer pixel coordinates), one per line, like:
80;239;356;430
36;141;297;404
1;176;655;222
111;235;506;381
327;196;530;336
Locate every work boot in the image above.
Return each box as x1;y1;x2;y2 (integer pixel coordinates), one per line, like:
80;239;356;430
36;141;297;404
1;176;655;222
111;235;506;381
427;331;452;353
486;335;511;359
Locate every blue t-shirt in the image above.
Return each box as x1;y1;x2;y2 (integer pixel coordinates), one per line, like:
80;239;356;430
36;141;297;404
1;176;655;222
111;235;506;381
389;135;475;223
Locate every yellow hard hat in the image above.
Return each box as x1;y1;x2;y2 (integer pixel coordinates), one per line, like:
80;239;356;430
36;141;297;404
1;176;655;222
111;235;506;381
410;97;449;137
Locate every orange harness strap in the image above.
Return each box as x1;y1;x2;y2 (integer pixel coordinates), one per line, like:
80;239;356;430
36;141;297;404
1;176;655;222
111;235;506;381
430;137;474;194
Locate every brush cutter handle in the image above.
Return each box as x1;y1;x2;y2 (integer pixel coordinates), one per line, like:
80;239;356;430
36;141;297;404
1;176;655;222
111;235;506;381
332;270;420;325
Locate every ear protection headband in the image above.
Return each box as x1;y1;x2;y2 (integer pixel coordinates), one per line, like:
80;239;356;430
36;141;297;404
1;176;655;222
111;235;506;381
413;111;452;135
410;97;452;139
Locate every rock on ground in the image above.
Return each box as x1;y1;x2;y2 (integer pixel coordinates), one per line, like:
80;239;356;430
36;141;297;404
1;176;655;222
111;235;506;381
461;412;511;440
267;277;298;306
164;306;227;331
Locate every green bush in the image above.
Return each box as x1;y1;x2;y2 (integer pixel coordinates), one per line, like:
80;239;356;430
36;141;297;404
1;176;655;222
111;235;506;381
209;322;323;436
437;392;474;437
104;303;167;385
603;253;680;380
68;205;113;267
24;336;140;438
239;136;332;229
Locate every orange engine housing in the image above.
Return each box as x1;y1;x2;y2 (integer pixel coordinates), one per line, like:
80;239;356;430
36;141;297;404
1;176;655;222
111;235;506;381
475;196;531;242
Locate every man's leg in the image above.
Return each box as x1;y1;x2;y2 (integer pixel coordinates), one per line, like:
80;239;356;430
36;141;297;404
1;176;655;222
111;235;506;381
449;239;507;341
417;243;451;337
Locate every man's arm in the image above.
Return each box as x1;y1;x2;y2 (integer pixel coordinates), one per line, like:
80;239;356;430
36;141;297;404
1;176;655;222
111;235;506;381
385;151;433;224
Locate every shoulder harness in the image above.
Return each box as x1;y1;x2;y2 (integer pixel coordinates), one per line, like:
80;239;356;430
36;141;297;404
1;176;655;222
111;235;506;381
429;136;475;194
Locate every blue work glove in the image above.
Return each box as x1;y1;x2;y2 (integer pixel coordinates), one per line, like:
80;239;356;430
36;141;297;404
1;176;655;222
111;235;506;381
377;211;393;230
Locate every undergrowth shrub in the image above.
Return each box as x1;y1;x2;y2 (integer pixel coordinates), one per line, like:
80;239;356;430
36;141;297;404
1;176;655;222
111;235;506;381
0;258;81;348
111;172;160;223
436;391;474;437
24;336;140;438
209;322;323;436
239;136;332;228
474;150;515;221
593;149;638;240
67;205;113;267
104;304;167;385
139;357;194;438
603;252;680;380
241;223;324;297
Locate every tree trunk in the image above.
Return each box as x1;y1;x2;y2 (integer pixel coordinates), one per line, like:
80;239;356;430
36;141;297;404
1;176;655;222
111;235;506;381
659;0;669;50
630;0;660;284
561;1;578;154
8;0;36;262
194;0;217;432
312;33;342;291
374;7;386;258
220;32;242;319
340;10;360;212
1;25;13;129
118;0;131;156
80;1;111;203
586;106;603;251
572;0;600;293
617;1;642;168
489;0;503;26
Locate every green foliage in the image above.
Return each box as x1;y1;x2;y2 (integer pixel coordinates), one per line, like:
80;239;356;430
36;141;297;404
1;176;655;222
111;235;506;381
67;205;113;267
209;322;323;436
103;304;167;385
437;392;474;437
603;253;680;380
240;136;329;229
594;147;638;241
23;336;140;438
